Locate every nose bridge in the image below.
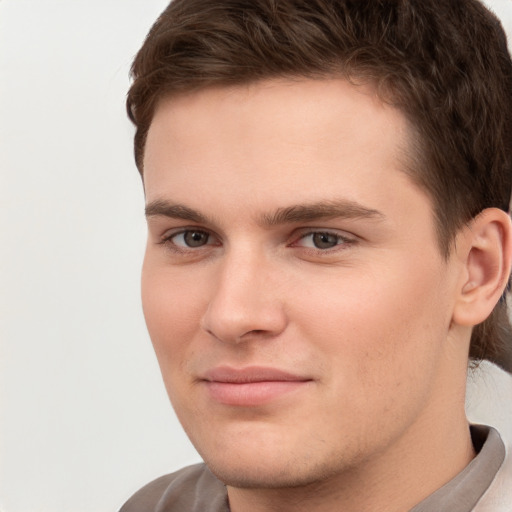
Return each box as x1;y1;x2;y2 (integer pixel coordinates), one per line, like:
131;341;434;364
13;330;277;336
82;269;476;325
201;243;286;343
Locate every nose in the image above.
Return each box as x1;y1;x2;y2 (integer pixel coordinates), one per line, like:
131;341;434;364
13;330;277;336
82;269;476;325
200;248;288;344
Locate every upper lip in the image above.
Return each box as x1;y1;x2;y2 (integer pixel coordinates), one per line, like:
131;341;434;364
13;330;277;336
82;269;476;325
201;366;311;383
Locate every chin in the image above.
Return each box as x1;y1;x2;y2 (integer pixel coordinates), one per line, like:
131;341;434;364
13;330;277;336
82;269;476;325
181;412;365;490
206;460;333;490
199;442;350;490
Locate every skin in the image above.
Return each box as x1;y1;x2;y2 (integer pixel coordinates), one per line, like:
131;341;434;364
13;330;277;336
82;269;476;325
141;78;508;512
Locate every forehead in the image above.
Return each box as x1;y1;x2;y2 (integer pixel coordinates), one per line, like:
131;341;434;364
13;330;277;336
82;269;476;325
143;78;429;228
146;78;409;165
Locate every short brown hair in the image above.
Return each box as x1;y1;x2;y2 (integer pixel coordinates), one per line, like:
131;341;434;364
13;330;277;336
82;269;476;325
127;0;512;370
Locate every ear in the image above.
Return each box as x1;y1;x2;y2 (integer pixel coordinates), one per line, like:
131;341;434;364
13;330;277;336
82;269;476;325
452;208;512;327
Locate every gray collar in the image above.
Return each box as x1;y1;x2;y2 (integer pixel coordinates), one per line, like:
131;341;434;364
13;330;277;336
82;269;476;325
410;425;505;512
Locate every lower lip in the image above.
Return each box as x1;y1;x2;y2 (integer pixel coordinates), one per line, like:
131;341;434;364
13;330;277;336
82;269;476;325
204;380;310;406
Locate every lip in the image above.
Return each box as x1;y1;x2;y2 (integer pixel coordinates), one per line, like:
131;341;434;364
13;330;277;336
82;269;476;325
200;366;312;407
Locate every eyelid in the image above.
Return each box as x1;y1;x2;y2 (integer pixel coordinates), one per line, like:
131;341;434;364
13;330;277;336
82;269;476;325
289;228;357;250
158;227;221;249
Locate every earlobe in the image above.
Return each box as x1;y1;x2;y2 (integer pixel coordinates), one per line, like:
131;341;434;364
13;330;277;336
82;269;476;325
452;208;512;327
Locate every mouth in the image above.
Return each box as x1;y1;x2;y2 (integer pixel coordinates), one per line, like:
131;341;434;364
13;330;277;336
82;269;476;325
200;366;313;407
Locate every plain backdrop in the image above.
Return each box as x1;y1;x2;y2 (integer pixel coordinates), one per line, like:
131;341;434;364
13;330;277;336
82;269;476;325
1;1;512;511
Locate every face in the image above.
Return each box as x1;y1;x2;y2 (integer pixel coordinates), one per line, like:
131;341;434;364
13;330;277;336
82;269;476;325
142;79;464;488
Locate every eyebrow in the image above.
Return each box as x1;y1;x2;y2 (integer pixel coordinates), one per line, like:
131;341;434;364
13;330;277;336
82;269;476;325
259;200;385;226
145;200;209;224
145;199;385;226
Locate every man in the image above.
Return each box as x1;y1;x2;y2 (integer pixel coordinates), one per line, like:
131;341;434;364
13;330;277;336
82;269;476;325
120;0;512;510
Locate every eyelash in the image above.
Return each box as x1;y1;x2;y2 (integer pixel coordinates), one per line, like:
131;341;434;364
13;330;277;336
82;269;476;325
292;231;356;252
158;228;356;254
158;229;219;253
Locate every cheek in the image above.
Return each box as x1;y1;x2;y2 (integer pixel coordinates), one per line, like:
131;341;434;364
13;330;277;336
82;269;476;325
141;263;212;419
141;262;207;364
294;262;450;392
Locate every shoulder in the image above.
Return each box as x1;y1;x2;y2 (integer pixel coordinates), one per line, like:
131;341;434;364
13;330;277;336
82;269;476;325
119;463;229;512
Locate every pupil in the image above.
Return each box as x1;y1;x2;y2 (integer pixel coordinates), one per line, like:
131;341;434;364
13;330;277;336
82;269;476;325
313;232;338;249
185;231;208;247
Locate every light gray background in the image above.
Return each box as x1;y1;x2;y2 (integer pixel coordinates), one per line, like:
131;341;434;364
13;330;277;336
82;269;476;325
1;1;511;511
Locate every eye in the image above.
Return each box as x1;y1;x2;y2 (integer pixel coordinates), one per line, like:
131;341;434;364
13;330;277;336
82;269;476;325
166;229;213;248
294;231;352;250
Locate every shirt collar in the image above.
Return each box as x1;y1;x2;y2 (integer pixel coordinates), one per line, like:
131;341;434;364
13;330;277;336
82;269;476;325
410;425;505;512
